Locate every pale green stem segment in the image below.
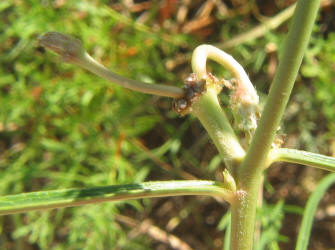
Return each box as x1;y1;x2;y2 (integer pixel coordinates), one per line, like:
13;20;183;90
191;44;259;106
0;180;234;216
230;182;260;250
230;0;322;249
192;88;245;171
38;32;184;98
269;148;335;172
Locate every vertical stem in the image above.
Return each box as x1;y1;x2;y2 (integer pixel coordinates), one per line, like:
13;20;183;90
230;175;261;250
254;176;264;244
239;0;320;183
238;0;321;182
229;0;321;249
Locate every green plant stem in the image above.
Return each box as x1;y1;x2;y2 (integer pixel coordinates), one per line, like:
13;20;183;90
230;178;261;250
238;0;321;182
230;0;321;249
0;180;233;216
269;148;335;172
192;88;245;171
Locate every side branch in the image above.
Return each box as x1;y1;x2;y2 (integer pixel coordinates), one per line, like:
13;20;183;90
0;180;234;215
269;148;335;172
38;32;184;98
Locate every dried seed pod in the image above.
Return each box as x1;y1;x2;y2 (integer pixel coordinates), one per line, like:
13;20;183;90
184;73;197;85
173;98;189;114
173;74;208;115
38;32;85;63
184;85;196;100
191;79;206;94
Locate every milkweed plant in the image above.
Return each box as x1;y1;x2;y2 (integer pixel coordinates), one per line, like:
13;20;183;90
1;0;335;249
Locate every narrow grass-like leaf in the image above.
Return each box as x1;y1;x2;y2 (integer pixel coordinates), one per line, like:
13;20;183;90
217;211;232;250
0;180;233;216
296;173;335;250
223;213;231;250
270;148;335;172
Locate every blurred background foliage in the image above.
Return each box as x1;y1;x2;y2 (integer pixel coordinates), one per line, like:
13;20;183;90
0;0;335;249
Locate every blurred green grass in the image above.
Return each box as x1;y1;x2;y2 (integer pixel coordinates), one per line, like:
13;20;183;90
0;1;183;248
1;0;335;249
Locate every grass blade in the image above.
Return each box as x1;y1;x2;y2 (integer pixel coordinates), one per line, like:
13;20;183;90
296;173;335;250
223;213;231;250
